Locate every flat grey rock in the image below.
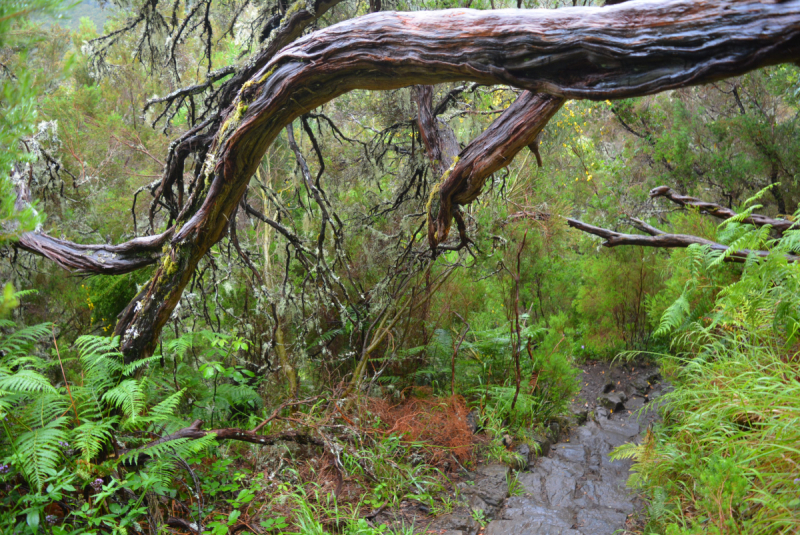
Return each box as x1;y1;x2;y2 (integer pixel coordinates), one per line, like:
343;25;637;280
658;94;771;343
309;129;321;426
501;497;574;525
596;416;639;439
552;443;586;464
575;508;629;535
482;382;666;535
458;463;509;507
485;519;580;535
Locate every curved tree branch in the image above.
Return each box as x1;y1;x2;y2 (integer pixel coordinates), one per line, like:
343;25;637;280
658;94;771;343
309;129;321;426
16;231;171;274
42;0;800;362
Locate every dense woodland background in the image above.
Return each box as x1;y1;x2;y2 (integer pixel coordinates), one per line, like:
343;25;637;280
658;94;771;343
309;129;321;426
1;0;800;533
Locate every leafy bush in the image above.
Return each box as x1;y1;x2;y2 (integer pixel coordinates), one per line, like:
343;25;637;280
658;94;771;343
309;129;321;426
620;202;800;533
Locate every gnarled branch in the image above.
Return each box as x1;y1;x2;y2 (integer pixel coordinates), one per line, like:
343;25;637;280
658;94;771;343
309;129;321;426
21;1;797;362
567;218;798;263
649;185;798;233
16;231;171;274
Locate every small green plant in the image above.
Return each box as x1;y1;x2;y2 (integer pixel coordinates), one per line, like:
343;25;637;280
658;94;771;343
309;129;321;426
470;508;488;528
507;471;525;497
260;516;289;533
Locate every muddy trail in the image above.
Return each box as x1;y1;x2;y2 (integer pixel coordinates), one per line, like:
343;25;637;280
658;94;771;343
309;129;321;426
379;361;671;535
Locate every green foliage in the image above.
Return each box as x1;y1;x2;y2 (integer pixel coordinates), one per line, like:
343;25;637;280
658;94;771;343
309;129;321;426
0;0;63;244
0;303;228;532
626;211;800;533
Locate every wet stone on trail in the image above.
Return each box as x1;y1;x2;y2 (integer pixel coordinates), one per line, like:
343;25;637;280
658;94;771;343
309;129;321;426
481;363;664;535
481;408;653;535
427;362;665;535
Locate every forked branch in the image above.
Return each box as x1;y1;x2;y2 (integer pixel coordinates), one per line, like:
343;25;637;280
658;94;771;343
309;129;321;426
567;218;798;263
649;186;798;233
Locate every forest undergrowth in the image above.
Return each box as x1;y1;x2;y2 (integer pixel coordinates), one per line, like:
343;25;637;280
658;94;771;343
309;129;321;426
3;0;800;533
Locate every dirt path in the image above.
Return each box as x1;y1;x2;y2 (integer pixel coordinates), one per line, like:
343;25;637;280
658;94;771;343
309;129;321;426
427;361;669;535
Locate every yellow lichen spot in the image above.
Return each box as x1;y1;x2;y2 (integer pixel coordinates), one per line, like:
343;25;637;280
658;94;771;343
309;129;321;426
162;254;179;277
257;66;277;85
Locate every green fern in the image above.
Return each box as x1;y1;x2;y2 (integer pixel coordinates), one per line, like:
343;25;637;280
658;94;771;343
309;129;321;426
103;378;145;425
73;417;119;461
14;417;67;491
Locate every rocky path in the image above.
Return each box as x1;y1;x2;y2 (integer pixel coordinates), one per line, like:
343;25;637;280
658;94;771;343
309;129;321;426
429;363;669;535
485;404;655;535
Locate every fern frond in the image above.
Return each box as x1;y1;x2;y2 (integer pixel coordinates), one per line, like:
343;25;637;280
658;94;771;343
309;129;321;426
123;355;161;377
0;322;52;360
142;389;185;424
103;379;144;423
14;417;67;491
655;293;691;337
72;417;118;461
17;392;69;429
609;442;642;461
0;369;57;394
12;289;39;300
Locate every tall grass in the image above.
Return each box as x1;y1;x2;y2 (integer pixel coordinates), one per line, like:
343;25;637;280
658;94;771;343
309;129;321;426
621;203;800;534
630;335;800;533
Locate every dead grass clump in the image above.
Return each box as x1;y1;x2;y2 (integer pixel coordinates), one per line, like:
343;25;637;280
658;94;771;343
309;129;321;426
368;395;474;465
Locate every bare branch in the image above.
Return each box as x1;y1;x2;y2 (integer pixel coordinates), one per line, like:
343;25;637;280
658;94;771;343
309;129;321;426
567;218;798;263
649;185;798;232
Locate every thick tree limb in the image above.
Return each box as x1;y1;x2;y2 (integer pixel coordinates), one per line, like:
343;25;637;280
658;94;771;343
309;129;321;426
16;231;170;274
567;218;798;263
416;85;461;177
649;185;798;232
433;92;563;247
88;1;800;362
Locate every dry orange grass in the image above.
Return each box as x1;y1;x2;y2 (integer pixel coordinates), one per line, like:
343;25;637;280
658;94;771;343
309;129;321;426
367;394;474;466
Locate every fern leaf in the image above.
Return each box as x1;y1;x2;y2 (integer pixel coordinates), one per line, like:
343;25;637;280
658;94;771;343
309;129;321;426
103;379;144;423
0;369;57;394
72;418;118;461
14;417;67;491
143;389;185;423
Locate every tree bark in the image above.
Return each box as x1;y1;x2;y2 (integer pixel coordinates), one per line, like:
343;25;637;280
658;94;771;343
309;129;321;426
16;231;170;274
14;1;800;362
649;185;798;233
415;85;461;177
567;218;799;263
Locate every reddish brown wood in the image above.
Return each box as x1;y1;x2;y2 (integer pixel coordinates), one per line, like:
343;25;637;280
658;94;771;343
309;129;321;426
432;92;563;246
